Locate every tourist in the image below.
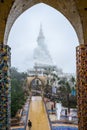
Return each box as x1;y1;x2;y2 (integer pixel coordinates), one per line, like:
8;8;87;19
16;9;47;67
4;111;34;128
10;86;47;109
51;104;54;114
28;120;32;130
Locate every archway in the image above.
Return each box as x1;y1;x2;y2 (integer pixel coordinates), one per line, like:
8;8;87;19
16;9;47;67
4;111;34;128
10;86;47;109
27;76;47;97
0;1;87;130
3;0;84;45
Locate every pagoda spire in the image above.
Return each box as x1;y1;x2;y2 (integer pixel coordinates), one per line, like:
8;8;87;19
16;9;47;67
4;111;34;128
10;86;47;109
39;24;44;37
37;24;45;43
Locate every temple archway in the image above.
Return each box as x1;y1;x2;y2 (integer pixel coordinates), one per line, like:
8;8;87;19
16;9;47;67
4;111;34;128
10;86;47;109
26;76;47;97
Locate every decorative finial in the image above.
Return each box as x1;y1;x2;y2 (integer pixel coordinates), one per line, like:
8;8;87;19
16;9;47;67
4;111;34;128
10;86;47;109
39;23;44;37
40;23;42;32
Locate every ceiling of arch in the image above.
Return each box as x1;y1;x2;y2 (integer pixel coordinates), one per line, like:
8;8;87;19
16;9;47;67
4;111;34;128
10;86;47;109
0;0;87;44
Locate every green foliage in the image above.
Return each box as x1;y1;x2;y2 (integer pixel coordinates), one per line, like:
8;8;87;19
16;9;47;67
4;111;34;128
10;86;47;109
11;67;28;117
57;78;77;108
70;76;75;83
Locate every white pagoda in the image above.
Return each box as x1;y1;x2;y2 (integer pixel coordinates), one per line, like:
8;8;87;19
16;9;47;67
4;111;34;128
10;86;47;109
33;24;53;66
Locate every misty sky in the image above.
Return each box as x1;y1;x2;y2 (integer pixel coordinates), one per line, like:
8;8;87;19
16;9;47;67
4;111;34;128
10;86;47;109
8;3;79;73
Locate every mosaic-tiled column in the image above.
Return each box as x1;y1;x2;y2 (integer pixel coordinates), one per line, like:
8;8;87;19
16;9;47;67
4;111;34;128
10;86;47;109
76;45;87;130
0;43;11;130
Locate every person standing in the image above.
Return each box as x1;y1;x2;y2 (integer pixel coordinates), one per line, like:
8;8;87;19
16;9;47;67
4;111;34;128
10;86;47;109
51;104;54;114
28;120;32;130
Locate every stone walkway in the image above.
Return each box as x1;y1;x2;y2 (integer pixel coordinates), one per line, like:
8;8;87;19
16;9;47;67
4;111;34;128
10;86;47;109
26;96;51;130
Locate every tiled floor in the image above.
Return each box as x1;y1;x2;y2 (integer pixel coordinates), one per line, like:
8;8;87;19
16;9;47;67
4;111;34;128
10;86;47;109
52;126;78;130
12;128;24;130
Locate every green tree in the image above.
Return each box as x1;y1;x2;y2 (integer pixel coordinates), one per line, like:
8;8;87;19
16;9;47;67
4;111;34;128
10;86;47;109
58;77;77;108
11;67;28;117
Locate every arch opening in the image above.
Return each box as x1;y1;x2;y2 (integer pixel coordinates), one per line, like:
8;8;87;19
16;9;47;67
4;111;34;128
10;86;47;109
7;3;79;128
29;77;44;96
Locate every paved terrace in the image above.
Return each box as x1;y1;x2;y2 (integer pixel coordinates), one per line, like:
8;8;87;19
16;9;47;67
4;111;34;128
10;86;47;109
11;96;78;130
